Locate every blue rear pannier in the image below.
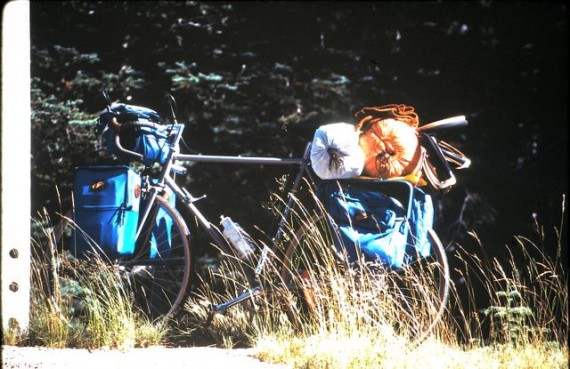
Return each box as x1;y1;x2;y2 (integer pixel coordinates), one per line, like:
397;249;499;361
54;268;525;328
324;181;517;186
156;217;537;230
320;180;434;269
73;166;141;258
407;187;434;260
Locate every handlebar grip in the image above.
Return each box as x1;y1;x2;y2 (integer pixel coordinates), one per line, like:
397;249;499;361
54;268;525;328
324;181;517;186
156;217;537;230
417;116;468;133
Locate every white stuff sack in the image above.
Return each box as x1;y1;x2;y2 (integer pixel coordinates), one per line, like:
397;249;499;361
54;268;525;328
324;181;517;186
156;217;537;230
310;123;365;180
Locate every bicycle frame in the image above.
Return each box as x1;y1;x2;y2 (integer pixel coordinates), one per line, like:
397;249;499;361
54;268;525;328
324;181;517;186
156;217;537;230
92;99;457;339
120;122;319;315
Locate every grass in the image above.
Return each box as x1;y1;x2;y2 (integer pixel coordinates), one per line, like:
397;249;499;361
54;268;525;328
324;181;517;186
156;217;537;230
248;226;569;368
10;194;568;369
451;233;568;347
18;211;167;349
255;336;567;369
246;195;569;368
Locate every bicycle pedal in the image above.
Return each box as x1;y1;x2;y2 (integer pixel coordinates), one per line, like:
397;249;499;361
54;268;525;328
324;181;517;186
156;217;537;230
206;307;225;327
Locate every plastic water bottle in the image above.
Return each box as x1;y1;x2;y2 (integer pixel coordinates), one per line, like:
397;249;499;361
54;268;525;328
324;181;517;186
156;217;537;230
220;216;255;259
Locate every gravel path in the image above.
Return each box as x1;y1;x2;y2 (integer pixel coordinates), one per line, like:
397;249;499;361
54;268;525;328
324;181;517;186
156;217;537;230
2;345;291;369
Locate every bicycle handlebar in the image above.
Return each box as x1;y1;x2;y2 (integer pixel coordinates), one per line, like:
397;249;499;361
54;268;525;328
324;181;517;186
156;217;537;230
416;116;468;133
113;131;145;161
109;117;170;161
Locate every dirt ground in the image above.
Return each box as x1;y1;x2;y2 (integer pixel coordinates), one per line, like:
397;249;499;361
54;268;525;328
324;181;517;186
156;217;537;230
2;345;291;369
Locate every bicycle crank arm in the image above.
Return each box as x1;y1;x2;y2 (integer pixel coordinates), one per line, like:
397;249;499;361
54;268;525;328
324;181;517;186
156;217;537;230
207;286;262;324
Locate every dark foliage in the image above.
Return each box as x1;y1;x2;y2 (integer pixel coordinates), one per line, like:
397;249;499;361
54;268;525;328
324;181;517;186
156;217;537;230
30;1;567;266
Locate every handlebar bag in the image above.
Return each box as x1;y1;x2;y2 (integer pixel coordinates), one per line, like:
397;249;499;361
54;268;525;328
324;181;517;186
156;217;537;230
97;104;170;166
101;103;164;125
319;180;433;269
72;166;141;259
132;126;171;166
99;125;170;166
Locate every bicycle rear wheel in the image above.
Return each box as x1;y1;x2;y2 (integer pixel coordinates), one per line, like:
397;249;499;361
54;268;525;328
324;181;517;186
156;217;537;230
49;195;192;320
280;213;450;343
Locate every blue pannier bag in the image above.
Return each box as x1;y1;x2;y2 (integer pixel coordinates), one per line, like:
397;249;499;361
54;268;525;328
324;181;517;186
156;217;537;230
97;104;171;166
406;187;434;260
319;180;434;269
149;183;176;259
73;166;141;259
99;103;164;125
131;126;171;166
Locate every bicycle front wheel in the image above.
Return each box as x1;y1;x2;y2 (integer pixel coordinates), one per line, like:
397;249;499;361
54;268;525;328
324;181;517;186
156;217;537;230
49;195;192;320
122;195;192;319
280;213;450;343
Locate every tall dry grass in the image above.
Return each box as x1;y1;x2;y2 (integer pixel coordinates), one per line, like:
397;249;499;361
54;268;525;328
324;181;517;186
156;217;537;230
450;230;568;347
17;190;568;369
23;211;166;349
181;192;568;368
180;191;441;345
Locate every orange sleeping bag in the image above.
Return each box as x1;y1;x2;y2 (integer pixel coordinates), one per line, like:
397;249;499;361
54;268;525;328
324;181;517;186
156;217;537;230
355;104;423;180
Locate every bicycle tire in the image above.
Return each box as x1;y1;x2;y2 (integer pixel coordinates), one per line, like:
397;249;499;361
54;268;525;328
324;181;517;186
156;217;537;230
280;213;450;343
278;211;339;328
49;195;192;320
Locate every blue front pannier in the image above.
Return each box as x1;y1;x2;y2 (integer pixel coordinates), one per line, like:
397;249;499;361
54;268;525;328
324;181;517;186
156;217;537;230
149;184;176;259
319;179;434;269
73;166;141;259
